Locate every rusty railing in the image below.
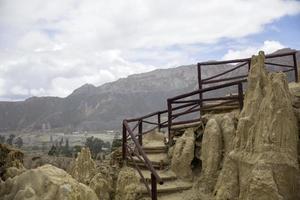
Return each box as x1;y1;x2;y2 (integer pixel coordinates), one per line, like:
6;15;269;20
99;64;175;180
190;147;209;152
122;110;167;200
167;79;246;143
121;50;298;199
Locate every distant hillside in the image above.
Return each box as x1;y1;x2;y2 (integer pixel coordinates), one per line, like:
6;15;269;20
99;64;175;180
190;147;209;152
0;48;298;132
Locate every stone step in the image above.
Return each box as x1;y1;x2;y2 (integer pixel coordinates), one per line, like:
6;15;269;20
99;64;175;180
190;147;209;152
135;169;177;183
142;145;168;154
127;154;169;170
141;191;192;200
138;180;192;195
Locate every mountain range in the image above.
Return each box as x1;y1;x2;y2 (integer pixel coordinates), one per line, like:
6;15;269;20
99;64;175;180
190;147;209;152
0;48;298;132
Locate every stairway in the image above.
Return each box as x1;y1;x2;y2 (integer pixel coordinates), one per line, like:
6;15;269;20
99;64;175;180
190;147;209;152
127;131;193;200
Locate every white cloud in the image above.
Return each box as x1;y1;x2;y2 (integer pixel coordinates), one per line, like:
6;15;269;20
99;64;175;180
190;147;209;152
0;0;299;100
222;40;285;60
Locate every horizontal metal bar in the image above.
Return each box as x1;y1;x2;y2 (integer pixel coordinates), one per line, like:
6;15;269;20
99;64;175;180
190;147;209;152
202;62;248;81
127;109;168;122
172;107;201;118
201;99;238;110
265;51;296;59
171;102;198;110
282;68;295;73
171;118;202;127
142;120;159;125
172;95;239;104
199;58;250;65
171;103;200;117
198;51;296;66
264;62;295;68
202;96;239;102
202;75;248;84
168;79;247;101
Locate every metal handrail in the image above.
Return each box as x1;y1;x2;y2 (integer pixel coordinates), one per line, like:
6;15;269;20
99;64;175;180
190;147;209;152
121;50;298;200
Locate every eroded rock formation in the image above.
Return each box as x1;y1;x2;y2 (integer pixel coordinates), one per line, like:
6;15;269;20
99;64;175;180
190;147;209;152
0;144;24;180
197;118;222;193
115;166;139;200
214;51;300;199
68;147;97;185
0;164;98;200
171;128;195;179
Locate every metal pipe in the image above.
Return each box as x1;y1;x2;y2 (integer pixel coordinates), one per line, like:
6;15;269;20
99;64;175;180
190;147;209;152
158;112;161;132
151;173;158;200
238;83;244;109
167;99;172;145
138;120;143;146
122;121;127;161
293;53;299;82
202;62;247;82
169;79;247;101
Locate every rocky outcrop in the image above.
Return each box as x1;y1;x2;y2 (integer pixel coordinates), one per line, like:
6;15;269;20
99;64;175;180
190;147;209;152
68;147;97;185
0;164;98;200
0;144;24;180
115;167;139;200
197;118;222;193
89;169;113;200
171;128;195;179
68;148;115;199
214;51;300;199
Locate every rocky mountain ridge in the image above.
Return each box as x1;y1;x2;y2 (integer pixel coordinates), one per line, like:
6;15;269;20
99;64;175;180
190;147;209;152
0;48;298;132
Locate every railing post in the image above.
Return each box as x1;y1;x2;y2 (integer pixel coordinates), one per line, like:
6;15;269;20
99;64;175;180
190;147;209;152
293;53;298;82
238;83;244;110
157;112;161;132
138;120;143;146
122;121;127;161
197;63;203;109
247;59;251;72
151;173;157;200
167;99;172;145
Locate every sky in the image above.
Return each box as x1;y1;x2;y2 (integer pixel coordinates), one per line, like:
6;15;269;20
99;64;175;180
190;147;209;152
0;0;300;101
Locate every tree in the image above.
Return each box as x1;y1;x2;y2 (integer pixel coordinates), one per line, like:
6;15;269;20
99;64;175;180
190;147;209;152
85;136;105;158
50;135;53;144
14;137;23;148
6;134;15;145
72;145;82;157
62;138;72;157
48;145;58;156
111;138;122;152
0;135;5;144
59;137;64;147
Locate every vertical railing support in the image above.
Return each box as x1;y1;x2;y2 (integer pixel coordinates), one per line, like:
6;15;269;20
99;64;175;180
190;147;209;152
122;121;127;161
157;112;161;132
138;120;143;146
151;173;158;200
197;63;203;109
248;59;251;72
167;99;172;145
238;82;244;110
293;53;298;82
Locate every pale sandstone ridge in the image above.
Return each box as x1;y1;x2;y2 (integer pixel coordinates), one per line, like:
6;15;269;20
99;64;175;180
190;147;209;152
171;128;195;179
0;164;98;200
68;147;97;185
215;51;300;199
0;144;25;180
197;118;222;193
68;147;113;200
115;166;139;200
